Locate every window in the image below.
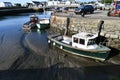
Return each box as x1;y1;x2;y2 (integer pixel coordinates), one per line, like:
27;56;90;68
79;39;85;45
73;37;78;43
35;17;38;20
87;39;95;45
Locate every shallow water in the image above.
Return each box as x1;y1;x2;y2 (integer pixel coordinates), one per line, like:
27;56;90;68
0;12;51;70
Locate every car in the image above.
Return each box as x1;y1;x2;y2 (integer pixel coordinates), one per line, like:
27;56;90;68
50;7;61;12
94;2;105;10
74;5;94;15
103;4;113;10
62;7;69;13
54;7;63;12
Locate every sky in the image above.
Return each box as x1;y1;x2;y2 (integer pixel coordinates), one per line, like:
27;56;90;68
0;0;95;5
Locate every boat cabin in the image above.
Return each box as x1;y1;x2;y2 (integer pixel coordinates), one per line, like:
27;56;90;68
30;15;38;23
72;32;98;49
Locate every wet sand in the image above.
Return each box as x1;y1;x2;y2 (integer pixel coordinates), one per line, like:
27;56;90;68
0;13;120;80
0;29;120;80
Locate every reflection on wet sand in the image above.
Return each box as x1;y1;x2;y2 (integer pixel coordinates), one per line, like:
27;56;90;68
0;64;120;80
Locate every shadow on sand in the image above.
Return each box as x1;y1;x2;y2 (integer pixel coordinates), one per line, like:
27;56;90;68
0;63;120;80
107;47;120;60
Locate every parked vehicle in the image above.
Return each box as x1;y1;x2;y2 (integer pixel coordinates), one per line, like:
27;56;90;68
62;7;69;12
74;5;94;15
54;7;63;12
103;4;113;10
94;2;105;10
107;0;120;17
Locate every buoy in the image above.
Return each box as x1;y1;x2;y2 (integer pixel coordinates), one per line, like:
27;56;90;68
60;45;63;49
48;40;50;43
53;42;56;46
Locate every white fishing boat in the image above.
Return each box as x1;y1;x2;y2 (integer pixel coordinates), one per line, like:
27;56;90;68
48;32;111;61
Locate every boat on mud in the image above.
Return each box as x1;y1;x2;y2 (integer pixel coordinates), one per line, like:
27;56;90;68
23;15;50;30
48;32;111;61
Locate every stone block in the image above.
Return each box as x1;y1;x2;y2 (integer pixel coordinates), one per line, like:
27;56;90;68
105;33;110;38
110;34;118;39
118;35;120;39
100;32;105;36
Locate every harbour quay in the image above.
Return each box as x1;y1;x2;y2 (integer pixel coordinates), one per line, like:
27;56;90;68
0;7;44;16
50;11;120;59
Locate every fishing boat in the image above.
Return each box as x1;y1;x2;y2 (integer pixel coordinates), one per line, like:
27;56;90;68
23;15;50;30
36;18;50;29
48;32;111;61
36;8;50;29
23;15;38;30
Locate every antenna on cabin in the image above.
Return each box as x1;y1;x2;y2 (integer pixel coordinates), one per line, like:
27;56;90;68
97;20;104;37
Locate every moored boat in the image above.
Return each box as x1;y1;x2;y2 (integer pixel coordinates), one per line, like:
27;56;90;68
36;18;50;29
23;15;38;30
48;32;111;61
23;15;50;30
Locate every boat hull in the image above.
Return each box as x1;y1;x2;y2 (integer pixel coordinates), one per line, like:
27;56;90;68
48;34;110;61
36;23;50;30
22;21;38;30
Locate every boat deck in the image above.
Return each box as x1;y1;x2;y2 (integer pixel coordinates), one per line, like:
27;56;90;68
62;36;72;45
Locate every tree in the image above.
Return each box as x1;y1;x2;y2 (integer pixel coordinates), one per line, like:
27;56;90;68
102;0;112;3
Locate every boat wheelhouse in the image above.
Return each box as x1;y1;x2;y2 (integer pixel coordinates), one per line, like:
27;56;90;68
72;32;98;50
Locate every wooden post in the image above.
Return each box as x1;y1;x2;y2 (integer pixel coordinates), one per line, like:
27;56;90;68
64;17;70;35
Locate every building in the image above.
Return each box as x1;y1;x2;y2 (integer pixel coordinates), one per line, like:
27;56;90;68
47;0;78;7
24;1;46;8
23;2;33;7
0;2;13;7
48;0;60;6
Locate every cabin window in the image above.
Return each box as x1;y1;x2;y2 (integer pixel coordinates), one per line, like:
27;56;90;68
35;17;38;20
30;17;34;20
79;39;85;45
30;17;35;22
87;39;95;45
73;37;78;43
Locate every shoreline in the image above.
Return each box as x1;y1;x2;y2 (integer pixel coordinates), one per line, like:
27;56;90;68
0;7;44;17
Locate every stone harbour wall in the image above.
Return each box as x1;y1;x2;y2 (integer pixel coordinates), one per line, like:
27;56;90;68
50;15;120;50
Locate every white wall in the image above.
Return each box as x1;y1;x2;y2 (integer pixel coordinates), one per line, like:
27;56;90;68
48;1;60;6
0;2;13;7
0;2;5;7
